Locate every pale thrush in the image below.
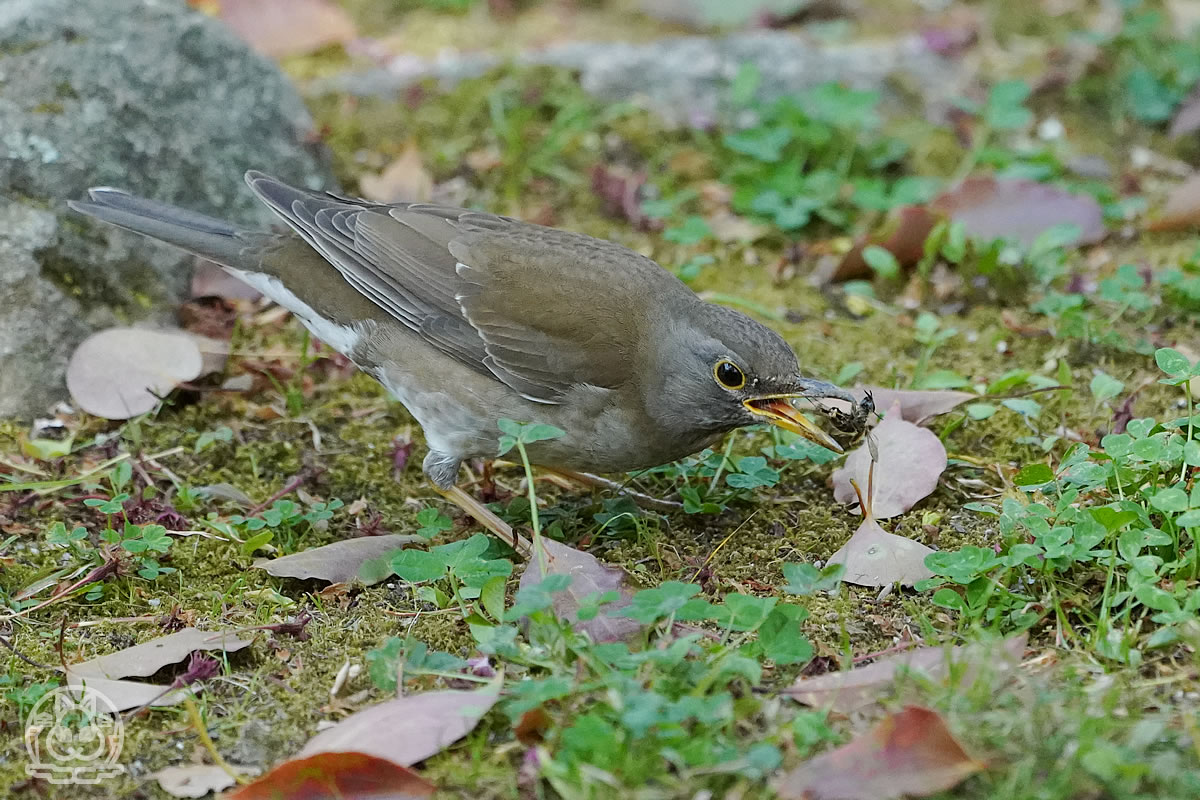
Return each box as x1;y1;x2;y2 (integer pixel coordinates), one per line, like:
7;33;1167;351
70;173;856;551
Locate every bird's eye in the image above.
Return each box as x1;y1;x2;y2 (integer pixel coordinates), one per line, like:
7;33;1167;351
713;359;746;390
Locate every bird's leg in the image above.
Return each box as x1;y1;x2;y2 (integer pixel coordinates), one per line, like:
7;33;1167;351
424;450;530;557
432;484;530;557
540;467;683;513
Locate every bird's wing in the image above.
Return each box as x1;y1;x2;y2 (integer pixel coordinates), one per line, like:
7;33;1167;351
246;172;667;404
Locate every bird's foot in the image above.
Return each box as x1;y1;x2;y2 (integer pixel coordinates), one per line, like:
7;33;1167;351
433;484;531;557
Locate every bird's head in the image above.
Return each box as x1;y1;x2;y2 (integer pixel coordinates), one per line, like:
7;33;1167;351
646;304;855;452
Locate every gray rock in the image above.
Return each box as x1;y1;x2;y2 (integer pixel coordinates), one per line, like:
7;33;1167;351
321;30;963;127
0;201;92;418
0;0;335;418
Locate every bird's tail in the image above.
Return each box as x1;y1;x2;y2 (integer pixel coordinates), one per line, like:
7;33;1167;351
68;189;247;268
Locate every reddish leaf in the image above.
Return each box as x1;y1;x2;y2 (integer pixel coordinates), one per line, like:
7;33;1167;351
299;675;501;765
591;165;662;232
931;176;1105;248
1146;173;1200;232
832;401;948;519
783;635;1027;712
773;706;984;800
830;206;941;283
210;0;358;59
519;537;642;643
226;752;433;800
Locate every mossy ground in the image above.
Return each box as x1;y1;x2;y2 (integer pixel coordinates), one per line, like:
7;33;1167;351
3;2;1199;798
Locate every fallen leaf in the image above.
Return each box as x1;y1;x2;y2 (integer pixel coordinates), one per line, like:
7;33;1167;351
783;635;1027;712
209;0;358;59
590;165;662;232
359;142;433;204
1146;173;1200;232
519;537;642;643
254;534;422;585
299;673;502;765
829;206;940;283
195;483;257;508
67;327;205;420
931;176;1106;248
152;764;241;798
226;752;433;800
69;627;253;680
827;515;935;588
773;706;984;800
832;401;948;518
64;673;193;712
860;387;975;424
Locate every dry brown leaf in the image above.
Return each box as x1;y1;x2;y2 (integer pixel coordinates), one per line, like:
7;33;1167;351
67;327;204;419
829;206;941;283
299;673;501;765
64;673;193;712
211;0;358;59
152;764;241;798
1146;173;1200;232
254;534;421;585
69;627;253;680
359;143;433;205
773;706;984;800
832;401;948;519
519;537;642;643
226;752;433;800
931;176;1106;248
783;635;1027;713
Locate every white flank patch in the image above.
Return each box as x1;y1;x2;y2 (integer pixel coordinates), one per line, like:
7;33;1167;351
227;269;361;356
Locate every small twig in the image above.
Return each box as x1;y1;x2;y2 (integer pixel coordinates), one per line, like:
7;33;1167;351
0;629;58;671
247;467;325;516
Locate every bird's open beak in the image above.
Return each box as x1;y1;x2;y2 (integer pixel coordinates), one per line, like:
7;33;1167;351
743;377;854;454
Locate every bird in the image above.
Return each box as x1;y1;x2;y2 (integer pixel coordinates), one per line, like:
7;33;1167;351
70;172;857;553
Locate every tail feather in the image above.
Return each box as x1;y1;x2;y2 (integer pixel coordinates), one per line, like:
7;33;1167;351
68;189;246;268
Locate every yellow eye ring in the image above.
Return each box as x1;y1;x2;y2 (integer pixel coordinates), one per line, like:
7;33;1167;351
713;359;746;390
